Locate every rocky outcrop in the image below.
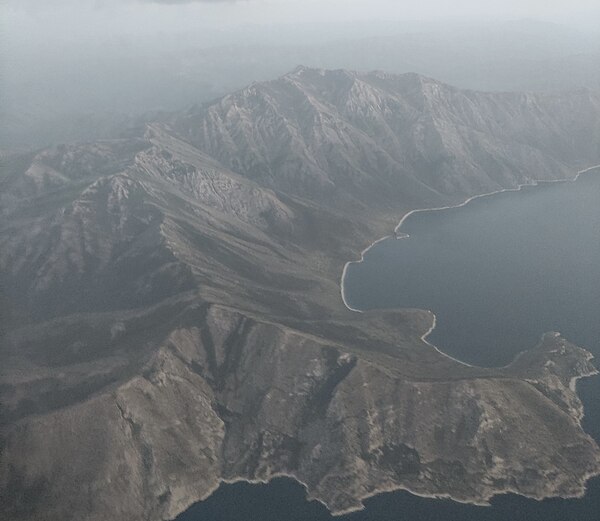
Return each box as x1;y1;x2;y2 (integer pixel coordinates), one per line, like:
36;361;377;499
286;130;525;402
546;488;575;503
2;308;598;521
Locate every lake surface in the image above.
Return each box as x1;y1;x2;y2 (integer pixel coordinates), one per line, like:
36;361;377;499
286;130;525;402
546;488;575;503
179;169;600;521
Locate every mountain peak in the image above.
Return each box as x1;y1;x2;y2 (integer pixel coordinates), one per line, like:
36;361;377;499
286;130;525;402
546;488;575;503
279;66;446;103
288;64;314;75
284;65;356;81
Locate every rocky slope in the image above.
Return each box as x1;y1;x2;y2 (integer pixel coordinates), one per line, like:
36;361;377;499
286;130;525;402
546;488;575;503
1;69;600;521
178;67;600;211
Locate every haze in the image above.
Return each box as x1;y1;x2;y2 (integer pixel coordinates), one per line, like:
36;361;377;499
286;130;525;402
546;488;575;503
2;0;599;147
6;0;600;29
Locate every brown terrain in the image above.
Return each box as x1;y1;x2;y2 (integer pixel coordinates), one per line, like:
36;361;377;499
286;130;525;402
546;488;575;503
1;68;600;520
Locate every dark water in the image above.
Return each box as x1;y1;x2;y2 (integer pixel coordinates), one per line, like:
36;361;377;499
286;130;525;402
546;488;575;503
179;170;600;521
345;172;600;369
178;476;600;521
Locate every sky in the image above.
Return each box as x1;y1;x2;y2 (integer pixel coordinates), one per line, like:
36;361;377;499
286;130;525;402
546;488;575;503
4;0;600;37
2;0;599;147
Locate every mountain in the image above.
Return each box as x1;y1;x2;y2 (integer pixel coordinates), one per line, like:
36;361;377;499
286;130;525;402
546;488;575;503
1;69;600;521
5;20;600;150
178;67;600;211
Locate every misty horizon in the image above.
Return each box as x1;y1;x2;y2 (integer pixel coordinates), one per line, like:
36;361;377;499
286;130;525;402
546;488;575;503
2;3;600;149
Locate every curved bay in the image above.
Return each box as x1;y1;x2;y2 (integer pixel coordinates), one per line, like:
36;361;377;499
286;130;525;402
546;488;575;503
180;169;600;520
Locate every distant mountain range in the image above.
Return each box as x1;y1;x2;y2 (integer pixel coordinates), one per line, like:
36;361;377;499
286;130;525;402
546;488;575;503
3;19;600;149
2;68;600;521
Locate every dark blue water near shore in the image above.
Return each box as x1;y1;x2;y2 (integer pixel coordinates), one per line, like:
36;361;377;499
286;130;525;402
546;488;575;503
179;476;600;521
179;169;600;521
345;171;600;369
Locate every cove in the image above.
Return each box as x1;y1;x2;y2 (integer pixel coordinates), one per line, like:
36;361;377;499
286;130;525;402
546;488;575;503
343;168;600;369
178;168;600;520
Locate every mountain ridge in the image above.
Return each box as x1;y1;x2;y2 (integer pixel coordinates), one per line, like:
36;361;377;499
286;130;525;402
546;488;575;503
176;66;600;212
1;69;600;521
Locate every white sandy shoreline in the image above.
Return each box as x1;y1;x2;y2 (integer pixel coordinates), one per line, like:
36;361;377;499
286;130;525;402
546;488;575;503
340;164;600;366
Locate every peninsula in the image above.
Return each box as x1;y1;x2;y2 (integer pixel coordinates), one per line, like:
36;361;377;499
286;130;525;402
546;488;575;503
2;68;600;521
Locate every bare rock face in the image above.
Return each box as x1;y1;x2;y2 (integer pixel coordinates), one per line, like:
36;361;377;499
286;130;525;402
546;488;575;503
2;310;598;521
177;68;600;209
2;69;600;521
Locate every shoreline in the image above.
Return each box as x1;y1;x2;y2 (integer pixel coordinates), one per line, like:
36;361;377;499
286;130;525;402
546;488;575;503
173;164;600;521
340;164;600;367
175;463;600;521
